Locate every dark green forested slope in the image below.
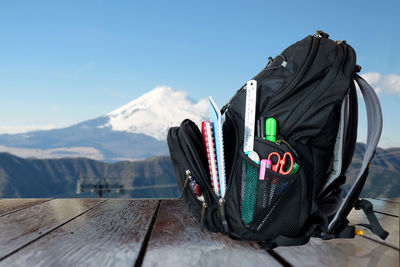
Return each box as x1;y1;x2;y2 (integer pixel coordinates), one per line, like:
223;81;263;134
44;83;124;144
0;153;178;198
345;144;400;198
0;143;398;198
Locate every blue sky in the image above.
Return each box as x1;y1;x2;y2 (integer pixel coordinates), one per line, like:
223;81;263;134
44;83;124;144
0;0;399;147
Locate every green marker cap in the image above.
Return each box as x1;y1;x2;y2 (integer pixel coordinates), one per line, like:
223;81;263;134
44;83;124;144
265;118;277;142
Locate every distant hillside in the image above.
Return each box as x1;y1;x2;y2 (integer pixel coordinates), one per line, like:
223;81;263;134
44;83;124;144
346;144;400;198
0;153;178;198
0;143;398;199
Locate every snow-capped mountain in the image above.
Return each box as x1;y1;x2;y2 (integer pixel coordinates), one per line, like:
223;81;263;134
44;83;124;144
0;87;209;161
102;86;208;140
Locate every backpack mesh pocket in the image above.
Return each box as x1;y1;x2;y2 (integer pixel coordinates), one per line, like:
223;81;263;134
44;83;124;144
238;150;303;238
247;170;298;233
240;159;259;225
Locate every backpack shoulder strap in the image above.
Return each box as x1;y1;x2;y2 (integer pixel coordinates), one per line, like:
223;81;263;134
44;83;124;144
328;74;385;236
319;81;358;199
341;80;358;174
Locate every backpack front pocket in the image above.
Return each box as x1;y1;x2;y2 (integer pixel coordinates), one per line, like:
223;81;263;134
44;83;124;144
247;168;300;235
171;119;229;233
232;138;308;240
167;126;206;222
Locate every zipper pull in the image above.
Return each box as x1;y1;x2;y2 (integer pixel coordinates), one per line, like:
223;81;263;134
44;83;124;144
314;30;329;38
180;170;191;199
266;56;274;67
276;139;298;157
219;198;230;234
219;198;226;217
200;201;208;231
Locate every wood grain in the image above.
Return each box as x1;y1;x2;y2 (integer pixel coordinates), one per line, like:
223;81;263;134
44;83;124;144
377;198;400;204
272;199;400;266
0;199;52;216
347;208;399;249
142;200;281;267
0;198;398;267
366;198;400;217
274;235;399;267
0;198;104;260
0;199;159;267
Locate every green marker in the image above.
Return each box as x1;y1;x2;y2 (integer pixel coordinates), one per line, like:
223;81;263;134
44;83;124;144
290;163;300;175
265;118;277;142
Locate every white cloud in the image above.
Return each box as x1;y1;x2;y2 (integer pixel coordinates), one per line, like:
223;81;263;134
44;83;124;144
0;125;56;134
361;73;400;96
376;135;400;148
0;145;104;160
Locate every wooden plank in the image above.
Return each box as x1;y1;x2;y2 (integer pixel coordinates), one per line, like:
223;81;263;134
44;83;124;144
377;198;400;204
274;199;400;266
365;198;399;217
0;199;159;267
0;198;104;260
376;198;400;204
347;208;399;249
142;200;281;267
0;199;53;217
274;236;399;267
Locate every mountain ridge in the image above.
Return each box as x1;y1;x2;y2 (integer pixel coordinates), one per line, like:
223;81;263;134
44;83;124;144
0;143;399;198
0;87;208;161
103;86;208;140
0;152;177;198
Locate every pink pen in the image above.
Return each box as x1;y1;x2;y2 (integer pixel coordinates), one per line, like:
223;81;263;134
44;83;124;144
259;159;267;180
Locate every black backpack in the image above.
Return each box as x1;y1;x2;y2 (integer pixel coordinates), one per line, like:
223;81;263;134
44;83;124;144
167;31;388;249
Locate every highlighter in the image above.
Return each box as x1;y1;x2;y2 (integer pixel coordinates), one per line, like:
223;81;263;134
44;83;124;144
289;163;300;175
259;159;272;180
265;118;277;142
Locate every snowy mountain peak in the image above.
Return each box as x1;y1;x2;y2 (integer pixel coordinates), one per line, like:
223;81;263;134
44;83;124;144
102;86;209;140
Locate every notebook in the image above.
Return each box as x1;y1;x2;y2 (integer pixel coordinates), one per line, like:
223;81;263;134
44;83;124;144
208;96;227;197
201;121;220;197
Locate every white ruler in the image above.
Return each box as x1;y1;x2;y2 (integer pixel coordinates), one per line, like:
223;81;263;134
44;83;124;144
243;80;257;153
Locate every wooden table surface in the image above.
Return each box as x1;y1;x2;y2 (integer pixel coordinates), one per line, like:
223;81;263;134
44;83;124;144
0;198;398;267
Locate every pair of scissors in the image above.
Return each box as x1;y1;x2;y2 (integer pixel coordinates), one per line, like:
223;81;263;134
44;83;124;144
267;152;294;175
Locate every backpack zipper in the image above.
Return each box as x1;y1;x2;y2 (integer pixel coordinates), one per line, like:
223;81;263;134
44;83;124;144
180;123;229;233
219;197;229;233
221;86;245;114
183;169;208;230
252;54;287;81
286;43;345;136
222;35;320;115
180;125;211;190
180;169;191;199
170;127;204;204
181;169;205;203
265;35;321;110
275;139;299;158
221;54;288;114
200;201;208;231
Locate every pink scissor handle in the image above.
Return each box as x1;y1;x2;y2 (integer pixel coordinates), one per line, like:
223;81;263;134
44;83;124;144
279;152;294;175
267;152;281;172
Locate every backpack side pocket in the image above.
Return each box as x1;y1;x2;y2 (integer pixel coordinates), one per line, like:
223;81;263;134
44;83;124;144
168;121;224;233
168;127;203;221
